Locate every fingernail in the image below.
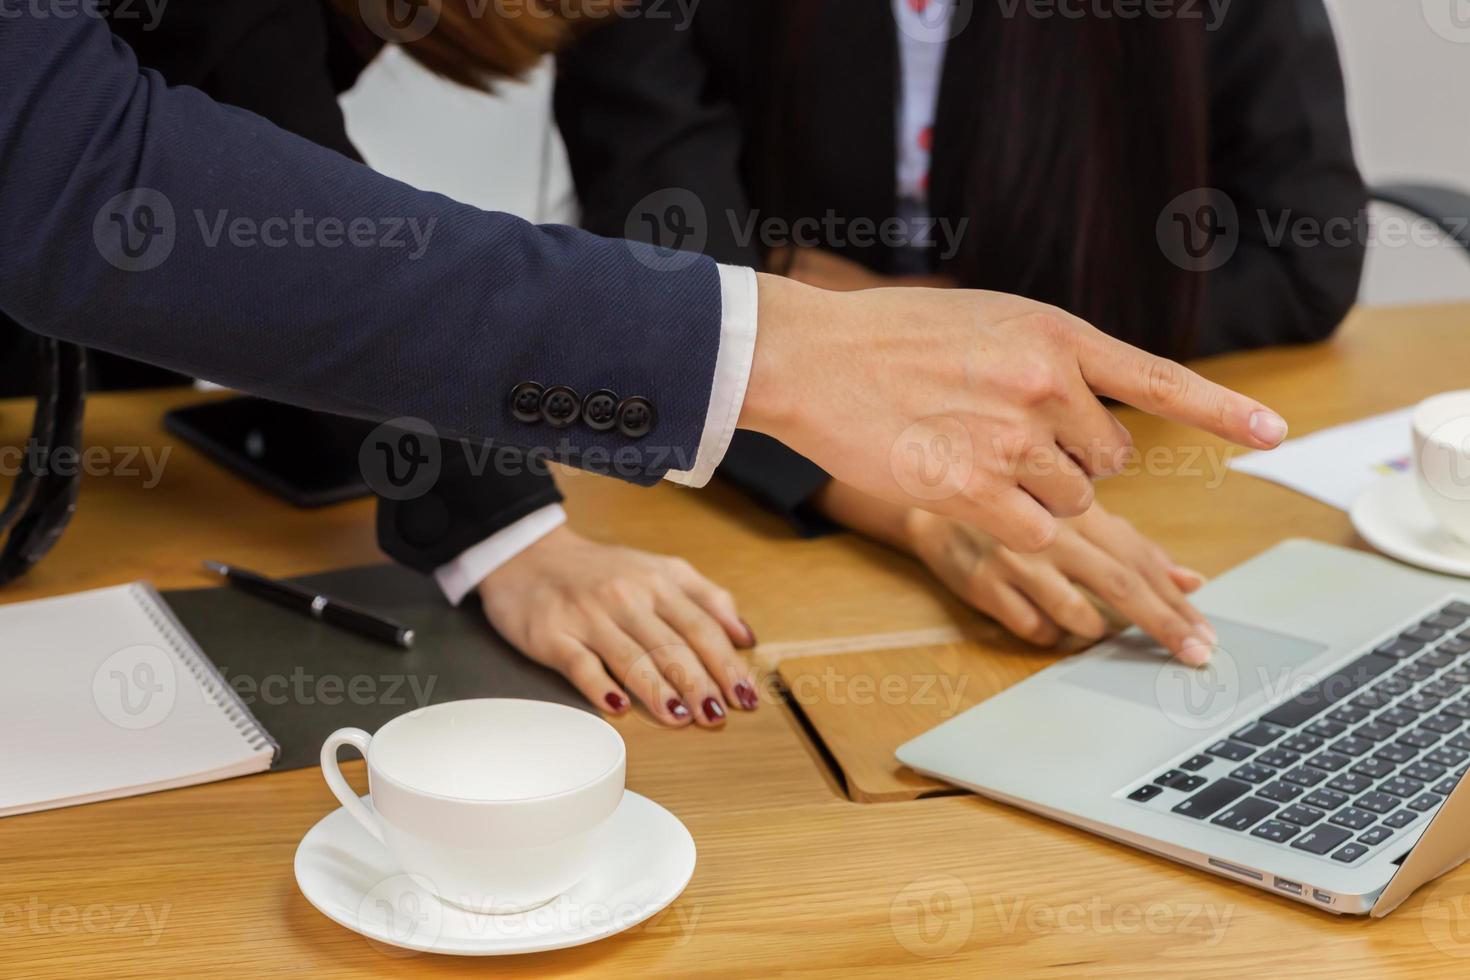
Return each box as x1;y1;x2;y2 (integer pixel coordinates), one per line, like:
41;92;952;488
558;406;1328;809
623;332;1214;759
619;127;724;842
701;697;726;723
666;698;690;720
738;618;758;648
734;680;759;710
603;692;628;713
1174;565;1207;585
1249;411;1288;447
1179;637;1213;667
1198;622;1219;645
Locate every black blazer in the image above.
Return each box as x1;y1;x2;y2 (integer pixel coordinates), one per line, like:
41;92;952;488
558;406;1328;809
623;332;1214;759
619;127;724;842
53;0;561;575
556;0;1368;532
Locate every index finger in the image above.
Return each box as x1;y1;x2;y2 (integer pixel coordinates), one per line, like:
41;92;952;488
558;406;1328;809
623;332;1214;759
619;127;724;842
1074;329;1288;450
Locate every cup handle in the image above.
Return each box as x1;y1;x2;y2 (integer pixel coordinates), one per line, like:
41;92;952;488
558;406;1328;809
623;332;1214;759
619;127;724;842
320;727;385;845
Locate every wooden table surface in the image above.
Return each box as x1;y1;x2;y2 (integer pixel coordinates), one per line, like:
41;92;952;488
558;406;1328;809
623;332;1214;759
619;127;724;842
3;303;1470;978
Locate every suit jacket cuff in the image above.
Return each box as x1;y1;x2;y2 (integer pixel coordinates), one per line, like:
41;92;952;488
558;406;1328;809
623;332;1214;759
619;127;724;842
664;264;758;488
432;503;567;606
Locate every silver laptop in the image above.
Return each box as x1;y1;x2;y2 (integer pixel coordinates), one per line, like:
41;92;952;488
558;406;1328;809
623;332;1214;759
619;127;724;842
897;539;1470;916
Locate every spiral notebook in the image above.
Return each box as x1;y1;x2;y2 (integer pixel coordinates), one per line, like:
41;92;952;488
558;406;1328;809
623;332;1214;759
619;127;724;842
0;582;278;817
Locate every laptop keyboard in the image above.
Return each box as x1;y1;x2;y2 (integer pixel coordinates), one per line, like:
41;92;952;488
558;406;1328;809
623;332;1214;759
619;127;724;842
1125;599;1470;865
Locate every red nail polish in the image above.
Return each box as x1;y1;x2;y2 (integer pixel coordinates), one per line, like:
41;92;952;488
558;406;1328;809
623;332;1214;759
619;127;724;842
702;697;726;722
734;681;759;710
603;692;628;713
666;698;690;720
739;618;758;648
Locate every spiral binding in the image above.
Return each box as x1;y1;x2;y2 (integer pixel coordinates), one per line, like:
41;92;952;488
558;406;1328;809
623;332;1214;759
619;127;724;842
129;582;281;763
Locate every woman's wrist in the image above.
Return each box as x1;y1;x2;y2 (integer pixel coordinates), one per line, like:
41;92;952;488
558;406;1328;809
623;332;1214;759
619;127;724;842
811;479;925;555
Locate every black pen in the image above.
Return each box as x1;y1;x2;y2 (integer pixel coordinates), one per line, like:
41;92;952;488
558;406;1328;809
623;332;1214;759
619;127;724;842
203;560;415;649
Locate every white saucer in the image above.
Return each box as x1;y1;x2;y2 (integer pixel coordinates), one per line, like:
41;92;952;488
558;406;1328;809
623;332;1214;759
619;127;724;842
1351;472;1470;578
294;791;696;956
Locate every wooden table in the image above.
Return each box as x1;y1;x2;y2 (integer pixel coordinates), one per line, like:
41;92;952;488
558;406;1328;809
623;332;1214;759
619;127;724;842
3;303;1470;978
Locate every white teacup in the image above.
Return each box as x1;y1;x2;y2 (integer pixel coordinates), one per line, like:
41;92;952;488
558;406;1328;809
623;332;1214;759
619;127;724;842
1414;391;1470;546
320;698;625;914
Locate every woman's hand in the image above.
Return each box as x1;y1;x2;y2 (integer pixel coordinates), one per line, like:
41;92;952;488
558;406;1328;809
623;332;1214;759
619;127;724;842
814;481;1216;665
476;527;759;727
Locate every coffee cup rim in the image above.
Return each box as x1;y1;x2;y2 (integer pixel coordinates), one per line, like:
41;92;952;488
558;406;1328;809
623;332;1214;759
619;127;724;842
1414;390;1470;444
367;698;625;805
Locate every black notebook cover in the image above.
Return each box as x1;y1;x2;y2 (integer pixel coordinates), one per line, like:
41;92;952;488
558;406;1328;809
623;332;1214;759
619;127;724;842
164;564;587;771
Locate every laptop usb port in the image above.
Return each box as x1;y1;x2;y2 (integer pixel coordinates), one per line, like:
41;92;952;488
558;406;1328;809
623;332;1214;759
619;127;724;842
1274;878;1303;896
1313;890;1333;905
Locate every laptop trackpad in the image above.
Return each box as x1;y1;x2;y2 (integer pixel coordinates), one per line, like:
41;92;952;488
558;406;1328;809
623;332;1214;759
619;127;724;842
1062;618;1328;726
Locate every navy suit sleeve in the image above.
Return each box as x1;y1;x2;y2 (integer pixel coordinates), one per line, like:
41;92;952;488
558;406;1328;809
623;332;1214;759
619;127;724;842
0;13;720;485
557;6;836;534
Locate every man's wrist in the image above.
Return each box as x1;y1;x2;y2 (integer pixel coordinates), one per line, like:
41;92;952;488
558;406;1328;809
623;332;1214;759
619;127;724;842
738;273;830;441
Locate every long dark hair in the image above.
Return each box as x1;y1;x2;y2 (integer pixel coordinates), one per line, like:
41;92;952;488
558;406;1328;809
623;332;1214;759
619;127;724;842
772;1;1210;359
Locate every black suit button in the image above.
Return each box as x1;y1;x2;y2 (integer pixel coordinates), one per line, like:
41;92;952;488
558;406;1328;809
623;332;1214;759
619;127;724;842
540;385;581;428
615;396;656;439
510;382;544;423
582;389;619;432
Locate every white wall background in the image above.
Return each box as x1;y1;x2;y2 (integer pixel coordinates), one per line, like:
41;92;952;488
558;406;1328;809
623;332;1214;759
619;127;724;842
341;2;1470;305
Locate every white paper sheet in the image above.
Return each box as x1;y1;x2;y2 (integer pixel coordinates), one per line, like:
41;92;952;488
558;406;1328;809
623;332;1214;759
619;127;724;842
1228;407;1416;511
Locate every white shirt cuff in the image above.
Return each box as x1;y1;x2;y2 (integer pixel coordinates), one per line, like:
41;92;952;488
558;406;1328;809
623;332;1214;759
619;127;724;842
664;263;758;488
432;503;567;606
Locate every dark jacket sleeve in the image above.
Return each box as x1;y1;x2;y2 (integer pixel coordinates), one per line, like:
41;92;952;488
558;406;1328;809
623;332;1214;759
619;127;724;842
1197;0;1368;356
376;438;564;574
133;0;569;571
0;13;721;486
556;10;835;535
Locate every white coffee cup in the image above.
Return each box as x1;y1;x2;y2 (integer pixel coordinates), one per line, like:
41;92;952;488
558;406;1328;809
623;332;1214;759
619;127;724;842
320;698;625;914
1414;390;1470;545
